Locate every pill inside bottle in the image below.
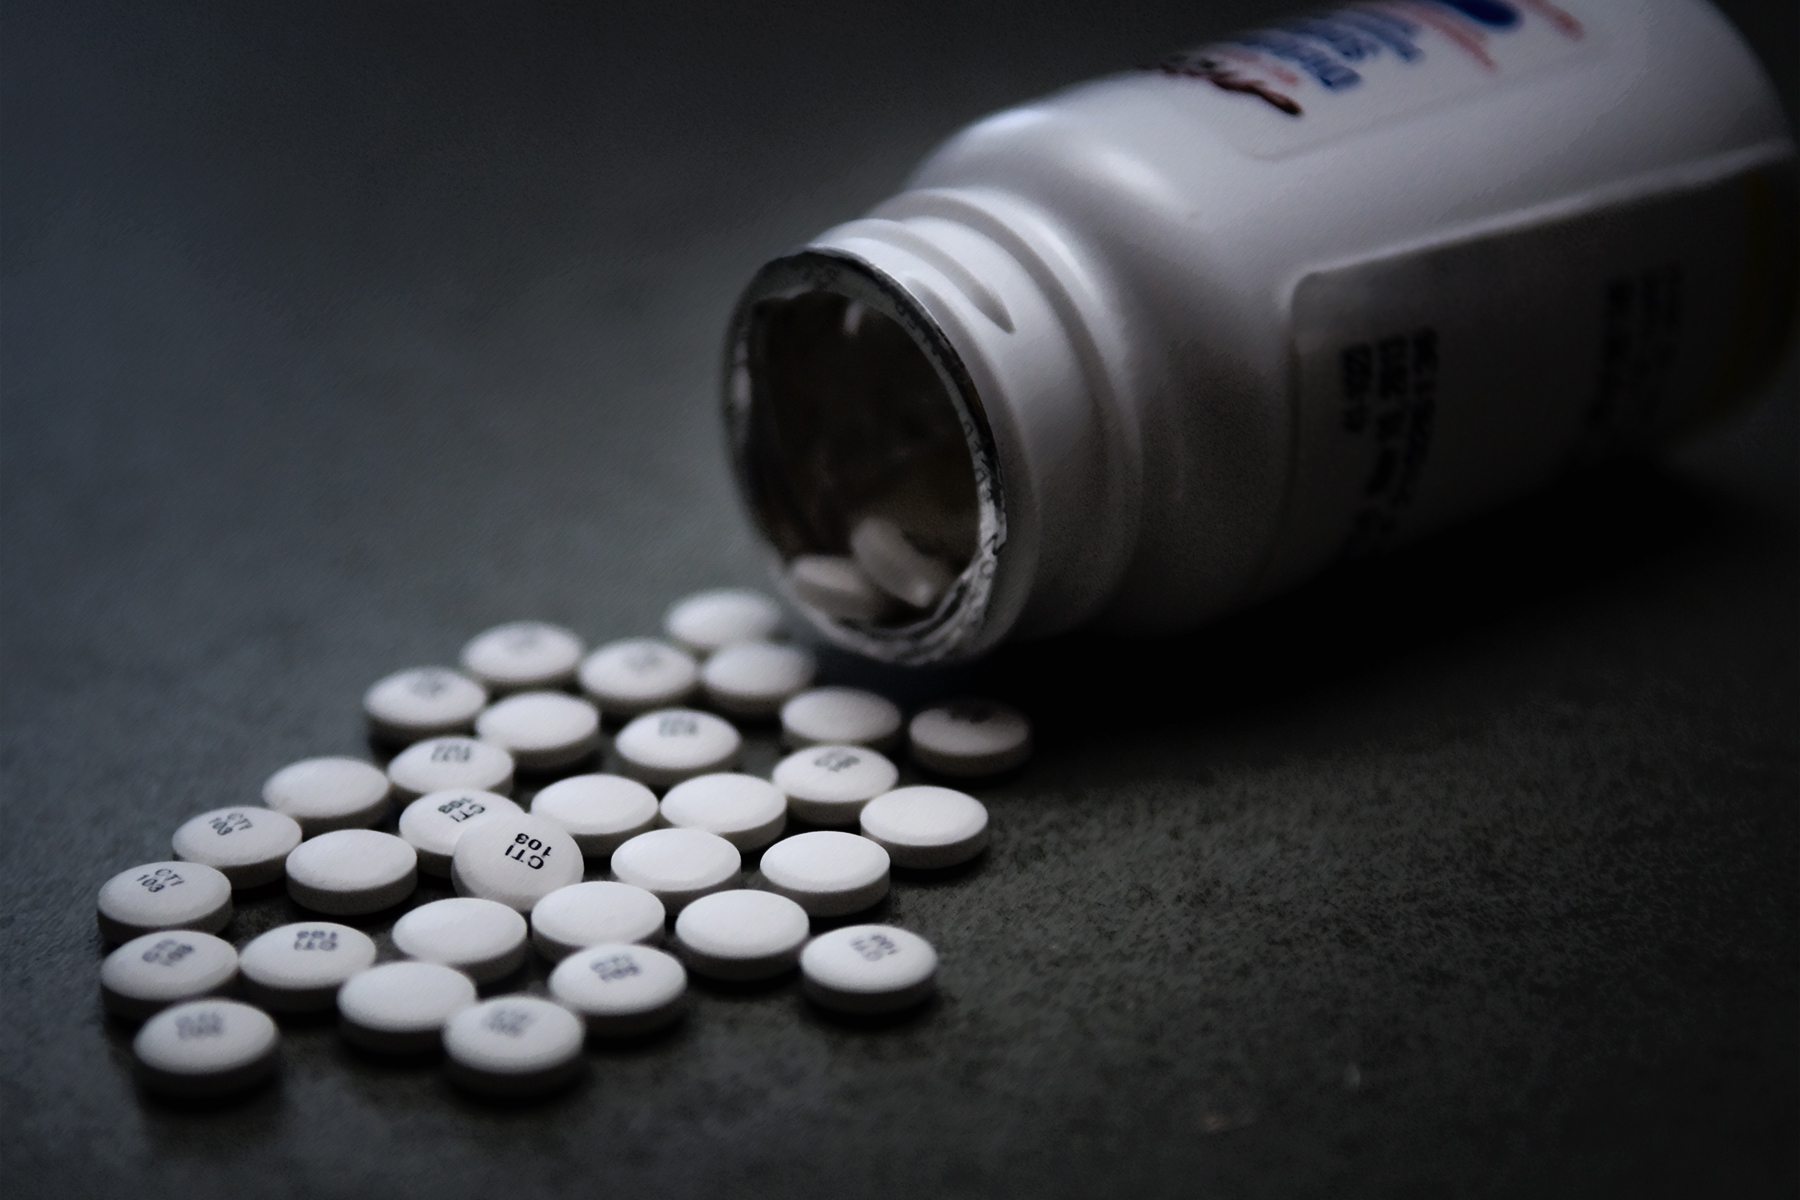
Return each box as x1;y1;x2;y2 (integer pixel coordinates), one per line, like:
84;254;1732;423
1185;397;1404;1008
732;293;989;653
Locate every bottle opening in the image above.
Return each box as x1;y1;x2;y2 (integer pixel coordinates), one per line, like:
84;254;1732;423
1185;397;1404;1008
724;250;1005;663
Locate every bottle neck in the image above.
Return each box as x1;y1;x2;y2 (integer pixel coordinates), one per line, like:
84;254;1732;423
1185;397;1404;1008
724;188;1138;664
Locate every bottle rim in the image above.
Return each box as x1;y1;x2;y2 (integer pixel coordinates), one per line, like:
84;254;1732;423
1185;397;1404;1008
722;248;1008;665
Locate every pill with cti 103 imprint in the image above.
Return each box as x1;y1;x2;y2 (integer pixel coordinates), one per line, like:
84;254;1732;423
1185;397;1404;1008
363;667;488;744
529;881;666;961
397;790;523;877
442;997;585;1099
387;736;516;801
391;897;529;984
663;589;783;656
460;622;585;693
96;861;233;945
100;931;239;1021
133;999;281;1098
530;775;660;857
474;692;601;772
908;700;1032;778
237;922;378;1013
170;807;302;888
673;889;810;982
658;773;788;852
337;961;478;1054
859;785;990;869
450;813;583;913
609;828;742;913
800;924;939;1014
549;943;687;1037
284;830;418;915
579;639;700;717
757;831;890;917
779;687;903;751
772;744;898;826
612;709;742;787
261;757;392;837
700;641;817;717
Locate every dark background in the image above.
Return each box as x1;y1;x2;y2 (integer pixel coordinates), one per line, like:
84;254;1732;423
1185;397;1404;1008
3;2;1795;1196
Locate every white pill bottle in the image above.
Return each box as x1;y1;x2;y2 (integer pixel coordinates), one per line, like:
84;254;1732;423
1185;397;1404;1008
724;0;1796;664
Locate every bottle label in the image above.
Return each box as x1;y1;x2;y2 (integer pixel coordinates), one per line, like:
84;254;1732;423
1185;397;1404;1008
1158;1;1594;158
1265;164;1786;584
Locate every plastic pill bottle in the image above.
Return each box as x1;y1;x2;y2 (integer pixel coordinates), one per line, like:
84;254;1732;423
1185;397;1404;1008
724;0;1796;665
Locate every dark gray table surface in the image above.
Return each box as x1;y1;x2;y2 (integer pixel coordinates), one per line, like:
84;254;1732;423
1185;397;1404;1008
4;2;1796;1197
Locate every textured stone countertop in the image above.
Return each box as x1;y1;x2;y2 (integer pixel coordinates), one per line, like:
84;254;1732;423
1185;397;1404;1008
4;1;1794;1196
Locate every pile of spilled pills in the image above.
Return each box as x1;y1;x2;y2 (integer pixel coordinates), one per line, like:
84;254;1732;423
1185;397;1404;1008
95;588;1031;1101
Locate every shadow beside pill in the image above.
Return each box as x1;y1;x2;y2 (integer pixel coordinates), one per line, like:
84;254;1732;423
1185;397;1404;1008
440;1065;591;1112
228;878;291;907
797;991;941;1033
686;969;800;999
336;1036;444;1071
298;896;428;934
265;1005;340;1031
512;752;605;793
887;852;991;889
804;892;896;933
584;1019;689;1055
134;1070;283;1114
473;962;541;997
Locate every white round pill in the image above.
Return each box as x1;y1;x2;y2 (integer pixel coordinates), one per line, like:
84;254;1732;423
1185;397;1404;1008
262;757;392;837
659;773;787;852
579;638;700;717
443;996;585;1099
386;736;515;801
800;924;938;1014
609;828;741;913
786;555;891;623
170;807;303;888
450;812;583;913
392;897;529;984
772;745;900;826
700;641;816;718
850;516;956;610
363;666;488;743
908;698;1033;777
101;932;238;1021
237;922;378;1013
460;621;585;693
284;829;418;915
780;686;903;751
96;861;233;945
474;691;600;772
397;790;523;877
530;774;659;857
549;943;686;1037
673;889;809;982
664;588;782;655
758;831;890;917
531;881;666;961
134;999;279;1098
337;961;478;1054
613;708;741;787
859;786;990;869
